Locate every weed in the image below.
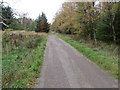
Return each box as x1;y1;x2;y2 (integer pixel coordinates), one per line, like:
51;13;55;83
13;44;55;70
2;31;48;88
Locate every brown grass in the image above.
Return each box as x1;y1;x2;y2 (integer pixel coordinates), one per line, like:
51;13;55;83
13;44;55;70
2;31;48;88
2;30;47;36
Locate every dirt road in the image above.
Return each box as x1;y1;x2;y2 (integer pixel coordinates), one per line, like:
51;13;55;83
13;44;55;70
35;34;118;88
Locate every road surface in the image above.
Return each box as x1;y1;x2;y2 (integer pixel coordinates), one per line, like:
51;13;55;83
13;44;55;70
35;34;118;88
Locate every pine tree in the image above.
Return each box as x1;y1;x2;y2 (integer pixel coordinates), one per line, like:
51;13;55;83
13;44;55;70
35;12;49;32
2;6;14;30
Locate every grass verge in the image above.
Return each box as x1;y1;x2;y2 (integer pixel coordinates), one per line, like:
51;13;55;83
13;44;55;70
2;31;48;88
56;33;118;79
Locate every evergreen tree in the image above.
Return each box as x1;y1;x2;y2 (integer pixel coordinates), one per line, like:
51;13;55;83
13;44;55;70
35;12;49;32
96;14;113;42
2;6;14;30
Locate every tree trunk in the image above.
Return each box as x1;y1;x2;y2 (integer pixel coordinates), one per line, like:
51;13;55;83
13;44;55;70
93;30;97;44
112;24;116;41
112;13;116;41
88;33;91;42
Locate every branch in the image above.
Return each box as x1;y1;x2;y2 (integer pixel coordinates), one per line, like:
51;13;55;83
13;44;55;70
0;21;9;27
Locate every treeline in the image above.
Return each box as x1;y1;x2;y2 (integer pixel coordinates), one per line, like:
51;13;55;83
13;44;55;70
51;2;120;44
1;2;49;32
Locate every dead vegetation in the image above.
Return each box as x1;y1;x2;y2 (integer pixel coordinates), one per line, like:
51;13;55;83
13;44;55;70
2;30;48;88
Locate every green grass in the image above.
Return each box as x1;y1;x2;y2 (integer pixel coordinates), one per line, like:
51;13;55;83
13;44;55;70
2;31;48;88
56;33;118;79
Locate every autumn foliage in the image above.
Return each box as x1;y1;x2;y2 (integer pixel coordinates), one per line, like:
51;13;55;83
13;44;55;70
51;2;120;44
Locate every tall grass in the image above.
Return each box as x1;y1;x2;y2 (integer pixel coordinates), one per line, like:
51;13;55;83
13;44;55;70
56;33;118;79
2;31;48;88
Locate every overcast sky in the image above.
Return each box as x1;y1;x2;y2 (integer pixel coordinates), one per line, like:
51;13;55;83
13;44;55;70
2;0;65;23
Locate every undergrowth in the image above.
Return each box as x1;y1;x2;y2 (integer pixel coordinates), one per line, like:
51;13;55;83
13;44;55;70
2;31;48;88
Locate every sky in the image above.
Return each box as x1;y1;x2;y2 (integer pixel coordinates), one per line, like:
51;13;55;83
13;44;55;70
2;0;116;23
2;0;65;23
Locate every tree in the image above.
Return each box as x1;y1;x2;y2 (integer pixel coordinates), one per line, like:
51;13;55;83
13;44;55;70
2;6;14;30
35;12;49;33
51;2;77;34
96;14;113;42
95;2;120;43
51;2;120;44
